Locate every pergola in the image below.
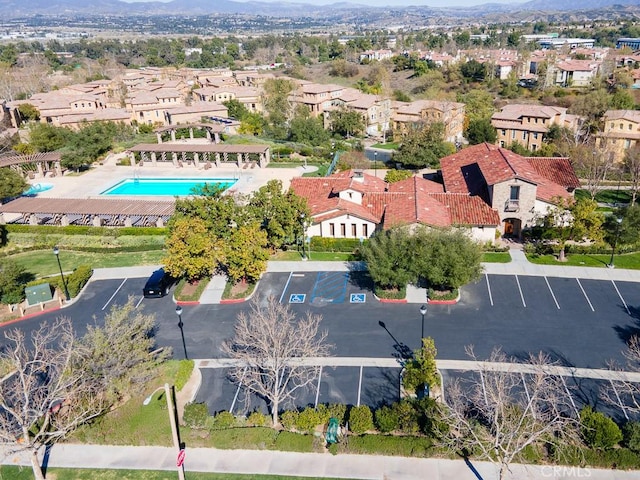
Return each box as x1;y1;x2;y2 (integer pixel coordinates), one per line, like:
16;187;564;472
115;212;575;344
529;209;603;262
0;152;63;178
127;143;271;168
154;123;228;144
0;197;175;227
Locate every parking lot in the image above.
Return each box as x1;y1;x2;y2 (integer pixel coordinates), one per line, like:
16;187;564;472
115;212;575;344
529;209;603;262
4;269;640;417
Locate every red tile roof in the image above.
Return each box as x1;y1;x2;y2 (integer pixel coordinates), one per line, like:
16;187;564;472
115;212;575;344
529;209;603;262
440;143;574;203
290;170;500;231
526;157;580;189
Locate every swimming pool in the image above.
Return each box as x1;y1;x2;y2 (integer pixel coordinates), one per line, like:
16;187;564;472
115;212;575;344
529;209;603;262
23;183;54;196
100;177;237;196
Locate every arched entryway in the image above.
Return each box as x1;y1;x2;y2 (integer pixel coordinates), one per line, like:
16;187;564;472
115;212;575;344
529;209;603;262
503;218;522;238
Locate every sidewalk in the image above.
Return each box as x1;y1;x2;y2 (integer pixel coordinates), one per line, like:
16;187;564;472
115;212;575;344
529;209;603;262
1;443;638;480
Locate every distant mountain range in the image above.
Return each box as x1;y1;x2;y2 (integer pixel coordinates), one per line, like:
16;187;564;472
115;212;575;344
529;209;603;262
0;0;637;17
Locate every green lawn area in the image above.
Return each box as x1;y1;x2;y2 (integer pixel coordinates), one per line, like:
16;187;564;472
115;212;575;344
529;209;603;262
0;466;354;480
482;252;511;263
526;251;640;269
7;250;165;278
574;189;632;205
370;142;399;150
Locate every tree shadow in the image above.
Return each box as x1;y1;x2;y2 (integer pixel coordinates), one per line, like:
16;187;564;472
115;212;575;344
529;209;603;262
361;367;401;409
459;448;485;480
614;304;640;344
347;270;374;291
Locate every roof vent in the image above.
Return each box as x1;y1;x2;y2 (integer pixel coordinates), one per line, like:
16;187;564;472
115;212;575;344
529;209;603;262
353;170;364;183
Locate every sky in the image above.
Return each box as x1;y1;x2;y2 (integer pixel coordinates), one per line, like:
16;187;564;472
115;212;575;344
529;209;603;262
121;0;523;7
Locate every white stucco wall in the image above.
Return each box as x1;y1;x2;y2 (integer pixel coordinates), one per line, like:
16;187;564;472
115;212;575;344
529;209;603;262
310;213;376;239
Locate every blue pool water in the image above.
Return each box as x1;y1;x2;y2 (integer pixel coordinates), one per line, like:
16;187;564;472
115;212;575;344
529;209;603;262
23;183;54;196
100;177;237;196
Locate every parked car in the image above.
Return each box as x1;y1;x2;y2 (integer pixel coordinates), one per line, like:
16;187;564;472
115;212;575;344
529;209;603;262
143;268;175;298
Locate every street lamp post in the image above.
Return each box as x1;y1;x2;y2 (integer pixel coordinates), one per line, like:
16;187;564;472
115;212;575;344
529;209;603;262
419;304;427;341
52;246;70;301
300;213;307;261
175;306;188;360
374;151;377;178
608;217;623;269
143;384;185;480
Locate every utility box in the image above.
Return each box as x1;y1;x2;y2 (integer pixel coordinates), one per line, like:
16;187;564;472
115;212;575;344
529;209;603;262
25;284;53;306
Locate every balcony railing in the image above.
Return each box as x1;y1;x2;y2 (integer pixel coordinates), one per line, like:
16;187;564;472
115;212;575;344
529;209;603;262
504;200;520;212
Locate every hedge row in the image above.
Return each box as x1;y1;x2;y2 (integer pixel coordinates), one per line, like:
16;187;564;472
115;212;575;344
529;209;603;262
310;237;363;253
28;264;93;298
524;242;640;256
0;244;164;258
4;225;166;236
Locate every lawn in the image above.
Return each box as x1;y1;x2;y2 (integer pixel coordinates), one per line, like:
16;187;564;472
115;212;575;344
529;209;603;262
574;189;632;205
270;251;356;261
526;251;640;269
0;467;354;480
370;142;399;150
482;252;511;263
7;250;165;278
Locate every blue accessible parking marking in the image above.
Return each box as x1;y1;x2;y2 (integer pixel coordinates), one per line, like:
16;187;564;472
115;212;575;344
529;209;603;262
310;272;348;304
350;293;366;304
289;294;306;304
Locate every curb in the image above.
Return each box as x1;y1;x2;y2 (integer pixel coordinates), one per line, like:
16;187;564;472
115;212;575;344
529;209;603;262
176;300;200;306
378;298;407;303
220;298;246;304
0;306;62;327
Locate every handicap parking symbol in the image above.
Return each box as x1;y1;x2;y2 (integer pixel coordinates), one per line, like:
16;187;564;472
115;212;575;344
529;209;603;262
350;293;366;304
289;294;306;304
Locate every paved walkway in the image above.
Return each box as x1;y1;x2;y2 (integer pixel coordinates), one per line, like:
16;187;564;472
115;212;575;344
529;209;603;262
1;443;638;480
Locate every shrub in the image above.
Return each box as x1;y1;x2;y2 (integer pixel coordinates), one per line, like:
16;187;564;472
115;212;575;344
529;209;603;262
296;407;323;433
183;402;210;429
580;406;622;450
402;337;439;396
375;405;399;433
64;264;93;297
309;237;361;253
346;434;432;456
393;400;421;435
323;403;347;425
280;410;299;431
373;284;406;300
247;411;270;427
348;405;374;434
212;411;237;430
623;421;640;453
174;360;194;391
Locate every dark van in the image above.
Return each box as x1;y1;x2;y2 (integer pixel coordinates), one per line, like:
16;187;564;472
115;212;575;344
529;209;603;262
143;268;174;298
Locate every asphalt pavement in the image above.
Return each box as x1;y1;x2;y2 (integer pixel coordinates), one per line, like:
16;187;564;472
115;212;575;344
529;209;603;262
4;250;640;478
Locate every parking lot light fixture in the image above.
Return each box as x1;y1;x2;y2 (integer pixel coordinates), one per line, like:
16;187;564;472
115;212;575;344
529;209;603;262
420;304;427;341
608;217;623;269
53;246;70;301
176;306;188;360
143;383;185;480
300;213;307;261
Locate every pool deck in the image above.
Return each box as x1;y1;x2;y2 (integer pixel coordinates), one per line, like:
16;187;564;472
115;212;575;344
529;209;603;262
28;152;310;199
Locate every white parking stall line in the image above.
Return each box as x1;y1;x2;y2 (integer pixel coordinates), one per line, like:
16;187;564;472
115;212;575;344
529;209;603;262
229;366;247;414
520;372;534;419
314;365;323;408
609;379;629;421
485;274;494;306
515;275;526;307
134;296;144;309
576;279;595;312
101;278;127;311
544;276;560;310
559;375;580;418
611;280;631;316
279;272;294;304
357;365;363;407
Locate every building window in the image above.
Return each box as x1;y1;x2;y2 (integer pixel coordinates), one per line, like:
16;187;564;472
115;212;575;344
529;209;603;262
611;122;615;129
363;224;368;237
330;223;335;236
625;139;631;149
620;123;624;130
522;132;527;140
351;224;357;237
532;144;537;151
510;185;520;201
340;224;346;236
629;124;633;131
501;129;506;136
533;133;539;139
511;131;516;139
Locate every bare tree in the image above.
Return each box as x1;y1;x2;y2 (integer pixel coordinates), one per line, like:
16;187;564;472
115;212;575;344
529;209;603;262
603;335;640;415
223;297;332;425
572;144;616;200
443;347;579;480
0;319;106;480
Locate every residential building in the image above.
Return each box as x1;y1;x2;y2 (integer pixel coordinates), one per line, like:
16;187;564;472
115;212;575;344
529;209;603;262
290;170;500;243
552;59;601;87
595;110;640;162
539;38;595;50
617;38;640;50
491;104;582;151
440;143;580;237
391;100;465;143
359;49;394;62
325;89;391;137
290;83;345;117
193;85;262;113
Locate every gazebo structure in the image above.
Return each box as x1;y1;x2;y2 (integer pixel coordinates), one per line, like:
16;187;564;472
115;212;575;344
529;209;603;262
127;143;271;168
154;123;228;144
0;197;175;227
0;152;63;178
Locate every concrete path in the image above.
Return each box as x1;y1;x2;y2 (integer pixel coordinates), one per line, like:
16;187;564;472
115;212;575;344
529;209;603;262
197;274;227;304
1;443;638;480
